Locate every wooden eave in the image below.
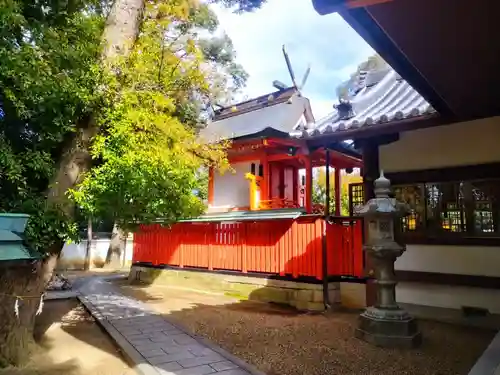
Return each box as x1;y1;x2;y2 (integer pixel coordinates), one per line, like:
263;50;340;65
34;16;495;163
330;0;500;124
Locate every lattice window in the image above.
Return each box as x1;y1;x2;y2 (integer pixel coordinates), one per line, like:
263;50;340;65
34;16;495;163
393;184;424;232
472;181;498;233
349;183;364;216
426;182;466;233
393;178;500;238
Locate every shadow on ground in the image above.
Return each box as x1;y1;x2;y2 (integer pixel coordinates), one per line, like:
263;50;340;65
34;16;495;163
0;300;79;375
4;269;490;375
111;278;495;375
0;293;132;375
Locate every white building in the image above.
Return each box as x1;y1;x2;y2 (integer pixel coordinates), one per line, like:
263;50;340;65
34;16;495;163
292;68;500;324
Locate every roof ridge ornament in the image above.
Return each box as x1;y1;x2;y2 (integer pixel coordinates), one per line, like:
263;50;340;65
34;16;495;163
334;98;355;120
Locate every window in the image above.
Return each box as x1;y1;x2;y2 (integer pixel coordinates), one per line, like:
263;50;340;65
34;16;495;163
393;178;500;241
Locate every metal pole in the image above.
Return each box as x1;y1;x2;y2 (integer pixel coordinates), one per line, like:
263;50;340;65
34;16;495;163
84;217;92;271
325;150;330;216
322;149;331;309
334;168;341;215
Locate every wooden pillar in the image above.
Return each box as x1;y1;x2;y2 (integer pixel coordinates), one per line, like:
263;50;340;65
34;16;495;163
325;150;330;216
334;167;341;216
84;217;92;271
360;141;380;202
279;164;285;199
262;156;270;202
359;140;380;308
208;167;214;206
305;157;313;213
292;166;298;205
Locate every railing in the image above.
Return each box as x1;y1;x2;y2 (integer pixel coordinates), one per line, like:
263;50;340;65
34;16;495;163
133;216;364;279
312;203;325;214
256;199;326;214
258;198;300;210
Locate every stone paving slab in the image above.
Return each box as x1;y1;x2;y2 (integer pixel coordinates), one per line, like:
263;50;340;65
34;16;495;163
78;277;265;375
468;328;500;375
45;290;80;300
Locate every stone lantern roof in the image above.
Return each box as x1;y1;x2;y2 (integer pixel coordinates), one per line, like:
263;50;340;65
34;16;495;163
354;171;408;217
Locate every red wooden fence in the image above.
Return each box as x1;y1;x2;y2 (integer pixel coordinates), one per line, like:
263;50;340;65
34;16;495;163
133;216;364;279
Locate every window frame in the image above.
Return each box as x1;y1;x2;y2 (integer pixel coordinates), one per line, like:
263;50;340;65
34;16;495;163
387;162;500;246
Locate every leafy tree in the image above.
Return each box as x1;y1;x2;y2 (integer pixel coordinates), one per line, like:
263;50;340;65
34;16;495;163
0;0;246;366
312;169;362;216
94;2;247;267
0;0;106;366
210;0;267;13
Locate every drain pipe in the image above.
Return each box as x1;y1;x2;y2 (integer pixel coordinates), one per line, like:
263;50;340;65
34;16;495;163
322;149;331;310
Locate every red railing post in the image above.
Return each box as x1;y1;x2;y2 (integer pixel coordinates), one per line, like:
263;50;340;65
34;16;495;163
179;224;184;268
241;222;247;273
208;223;214;271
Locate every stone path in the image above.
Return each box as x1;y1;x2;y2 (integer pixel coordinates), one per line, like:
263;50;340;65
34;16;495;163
45;290;80;300
77;277;263;375
468;328;500;375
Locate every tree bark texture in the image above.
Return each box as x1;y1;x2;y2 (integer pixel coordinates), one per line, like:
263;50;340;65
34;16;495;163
48;0;145;211
0;255;58;367
105;223;126;268
0;0;145;367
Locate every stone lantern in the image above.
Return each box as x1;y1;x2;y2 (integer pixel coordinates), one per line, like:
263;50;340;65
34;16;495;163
354;172;422;348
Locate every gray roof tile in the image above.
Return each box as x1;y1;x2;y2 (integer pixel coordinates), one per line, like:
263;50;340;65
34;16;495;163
200;95;313;143
290;69;436;139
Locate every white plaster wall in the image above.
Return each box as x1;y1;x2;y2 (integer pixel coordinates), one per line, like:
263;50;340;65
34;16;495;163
125;233;134;265
380;116;500;172
396;245;500;277
58;235;133;270
212;160;259;208
396;283;500;314
395;246;500;313
379;116;500;313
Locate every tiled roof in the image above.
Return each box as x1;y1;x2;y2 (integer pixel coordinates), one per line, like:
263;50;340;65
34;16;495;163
199;88;314;143
290;69;436;139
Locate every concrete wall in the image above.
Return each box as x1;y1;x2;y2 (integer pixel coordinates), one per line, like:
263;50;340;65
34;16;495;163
129;266;340;312
379;116;500;314
58;233;134;270
211;160;260;210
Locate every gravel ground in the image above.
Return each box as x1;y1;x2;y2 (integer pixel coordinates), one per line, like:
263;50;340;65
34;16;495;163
114;280;494;375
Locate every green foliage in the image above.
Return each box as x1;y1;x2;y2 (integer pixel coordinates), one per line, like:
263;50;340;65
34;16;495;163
199;33;249;105
69;0;230;231
0;0;104;253
212;0;267;13
312;169;349;216
195;168;209;202
0;0;243;254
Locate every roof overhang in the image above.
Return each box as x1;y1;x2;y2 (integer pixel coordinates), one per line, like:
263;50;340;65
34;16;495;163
179;208;306;223
313;0;500;124
305;113;444;146
312;0;394;15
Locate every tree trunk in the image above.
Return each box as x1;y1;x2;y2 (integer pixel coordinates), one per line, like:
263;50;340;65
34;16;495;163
84;217;93;271
0;255;58;367
104;223;126;269
47;0;145;211
0;0;145;367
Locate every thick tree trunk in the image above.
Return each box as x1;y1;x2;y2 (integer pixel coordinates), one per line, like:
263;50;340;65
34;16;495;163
105;223;126;268
0;0;145;367
47;0;145;210
0;255;58;367
84;217;93;271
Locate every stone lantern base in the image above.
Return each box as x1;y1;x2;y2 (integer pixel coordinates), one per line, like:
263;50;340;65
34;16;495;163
355;307;422;349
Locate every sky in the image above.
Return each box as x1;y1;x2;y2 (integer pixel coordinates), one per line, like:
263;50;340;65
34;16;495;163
210;0;374;120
